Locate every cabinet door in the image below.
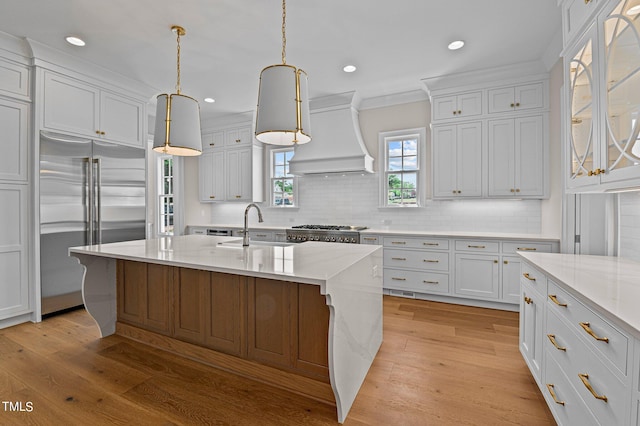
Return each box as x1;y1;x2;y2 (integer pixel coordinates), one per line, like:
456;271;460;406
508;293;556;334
0;184;29;320
42;71;100;137
454;253;499;299
456;122;483;197
292;284;330;380
227;148;252;201
515;83;544;111
199;151;225;202
224;126;252;147
488;87;515;114
515;115;545;196
432;96;458;121
0;98;28;182
488;119;516;196
501;256;521;304
520;287;543;384
205;272;245;357
202;131;224;150
457;92;482;117
247;278;293;369
174;268;208;344
432;125;458;197
100;91;145;147
567;28;599;189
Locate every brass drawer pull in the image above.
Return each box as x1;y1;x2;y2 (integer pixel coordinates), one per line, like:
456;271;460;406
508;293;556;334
548;294;567;307
391;277;406;281
423;280;439;285
423;242;439;246
209;196;216;199
235;195;242;199
546;384;565;406
517;247;537;251
524;296;533;304
579;322;609;343
468;245;486;248
522;272;536;281
255;234;267;237
547;334;567;351
391;241;406;245
423;259;439;263
363;237;378;241
391;257;407;261
578;373;608;402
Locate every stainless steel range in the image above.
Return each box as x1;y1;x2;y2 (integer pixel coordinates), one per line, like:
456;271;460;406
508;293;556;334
286;225;368;243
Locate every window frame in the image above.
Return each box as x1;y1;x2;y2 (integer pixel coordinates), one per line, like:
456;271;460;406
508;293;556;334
378;128;426;207
157;155;174;235
269;147;297;208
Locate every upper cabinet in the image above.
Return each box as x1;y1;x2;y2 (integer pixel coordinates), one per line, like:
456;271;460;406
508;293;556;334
432;91;482;121
563;0;640;192
425;70;549;200
562;0;602;45
41;70;146;147
487;83;544;114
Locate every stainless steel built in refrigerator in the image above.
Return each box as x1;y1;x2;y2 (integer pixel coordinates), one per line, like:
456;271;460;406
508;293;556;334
39;132;146;315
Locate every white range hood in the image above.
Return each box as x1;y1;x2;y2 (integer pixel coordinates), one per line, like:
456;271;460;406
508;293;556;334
288;91;374;175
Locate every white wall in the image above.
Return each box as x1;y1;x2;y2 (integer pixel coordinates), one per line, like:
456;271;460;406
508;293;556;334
619;191;640;262
185;77;563;237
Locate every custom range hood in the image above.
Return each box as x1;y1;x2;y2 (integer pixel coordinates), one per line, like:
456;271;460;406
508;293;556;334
288;91;374;175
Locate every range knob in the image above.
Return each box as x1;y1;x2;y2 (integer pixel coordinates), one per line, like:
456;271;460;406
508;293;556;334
338;237;344;243
314;236;320;241
301;236;307;241
330;236;336;242
351;238;357;243
325;237;330;242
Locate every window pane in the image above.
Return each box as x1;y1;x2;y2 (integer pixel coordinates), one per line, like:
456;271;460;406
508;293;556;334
274;152;285;166
403;139;417;156
388;157;403;171
403;172;417;188
403;155;418;170
271;148;295;206
274;165;286;178
388;141;402;157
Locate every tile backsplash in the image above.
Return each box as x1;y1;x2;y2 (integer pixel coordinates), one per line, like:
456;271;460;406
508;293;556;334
619;191;640;262
206;174;543;234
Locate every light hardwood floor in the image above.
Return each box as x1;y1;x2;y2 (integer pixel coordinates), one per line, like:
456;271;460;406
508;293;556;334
0;296;555;425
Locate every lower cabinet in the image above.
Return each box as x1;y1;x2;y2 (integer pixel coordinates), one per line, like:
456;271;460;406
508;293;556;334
116;260;330;381
454;252;500;299
520;257;637;426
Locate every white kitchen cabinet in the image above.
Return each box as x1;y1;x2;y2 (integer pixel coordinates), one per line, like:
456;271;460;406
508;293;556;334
432;91;482;121
199;150;226;201
41;70;145;147
454;252;500;300
199;126;264;203
487;82;544;114
561;0;603;46
0;184;29;321
520;284;544;384
0;58;30;100
432;122;483;198
564;0;640;192
360;235;380;245
501;256;522;304
488;115;546;198
0;97;29;182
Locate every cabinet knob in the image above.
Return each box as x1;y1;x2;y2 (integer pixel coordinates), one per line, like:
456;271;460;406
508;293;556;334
95;130;101;135
515;102;520;107
504;260;508;264
453;111;457;115
457;110;462;114
210;195;216;199
510;188;515;193
584;0;591;4
235;195;242;199
516;188;521;193
235;139;241;143
510;103;515;108
210;143;216;147
524;296;533;304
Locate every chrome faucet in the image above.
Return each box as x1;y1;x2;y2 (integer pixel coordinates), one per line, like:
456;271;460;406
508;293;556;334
243;203;264;246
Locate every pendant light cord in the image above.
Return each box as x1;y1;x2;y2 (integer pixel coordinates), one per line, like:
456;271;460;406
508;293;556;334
281;0;287;64
176;30;182;94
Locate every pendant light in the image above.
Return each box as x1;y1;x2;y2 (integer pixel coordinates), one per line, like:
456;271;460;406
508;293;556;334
153;25;203;156
255;0;311;145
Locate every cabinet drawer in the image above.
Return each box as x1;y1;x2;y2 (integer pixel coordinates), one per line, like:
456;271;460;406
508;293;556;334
383;237;449;250
384;249;449;272
454;240;499;253
520;261;548;297
544;352;599;426
361;235;380;245
546;307;629;426
383;269;449;294
502;241;554;254
547;280;629;377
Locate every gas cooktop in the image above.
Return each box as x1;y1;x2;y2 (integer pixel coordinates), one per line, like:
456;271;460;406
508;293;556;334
291;225;368;231
286;225;368;243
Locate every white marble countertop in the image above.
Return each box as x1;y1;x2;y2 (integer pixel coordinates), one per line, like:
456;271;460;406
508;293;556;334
69;235;381;285
186;223;560;242
518;252;640;335
362;229;560;241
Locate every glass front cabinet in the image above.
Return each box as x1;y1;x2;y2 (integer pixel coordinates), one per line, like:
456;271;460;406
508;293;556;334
566;0;640;191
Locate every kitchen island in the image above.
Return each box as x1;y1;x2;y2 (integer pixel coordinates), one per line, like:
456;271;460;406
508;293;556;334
69;235;383;423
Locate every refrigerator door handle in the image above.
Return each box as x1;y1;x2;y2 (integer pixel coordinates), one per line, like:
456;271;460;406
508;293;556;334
93;158;102;244
86;157;94;246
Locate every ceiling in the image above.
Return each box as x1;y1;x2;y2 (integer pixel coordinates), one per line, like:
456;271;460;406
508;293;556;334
0;0;561;122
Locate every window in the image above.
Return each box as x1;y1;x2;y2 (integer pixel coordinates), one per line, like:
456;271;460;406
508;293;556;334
271;148;295;206
379;128;425;207
158;156;174;235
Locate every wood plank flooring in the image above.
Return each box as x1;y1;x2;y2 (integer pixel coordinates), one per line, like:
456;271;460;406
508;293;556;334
0;297;555;425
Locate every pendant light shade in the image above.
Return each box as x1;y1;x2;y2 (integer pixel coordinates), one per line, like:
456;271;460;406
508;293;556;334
255;0;311;145
153;25;202;156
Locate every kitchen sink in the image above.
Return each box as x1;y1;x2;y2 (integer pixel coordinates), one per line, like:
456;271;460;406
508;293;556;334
217;240;294;248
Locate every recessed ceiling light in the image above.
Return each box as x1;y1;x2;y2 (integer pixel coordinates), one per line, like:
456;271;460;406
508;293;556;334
627;5;640;15
65;36;86;47
204;97;215;103
448;40;465;50
343;65;357;73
